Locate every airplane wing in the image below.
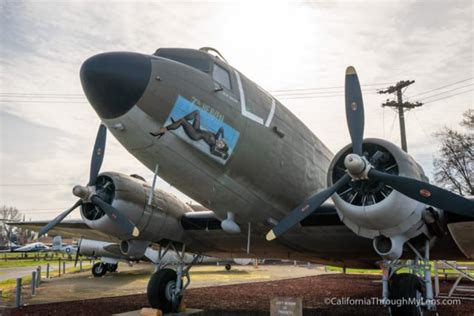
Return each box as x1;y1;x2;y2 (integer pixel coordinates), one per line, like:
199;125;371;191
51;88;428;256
8;220;119;242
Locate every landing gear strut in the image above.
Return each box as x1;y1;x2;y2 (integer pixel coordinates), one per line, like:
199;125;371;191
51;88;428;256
381;239;436;316
147;242;201;313
92;262;118;277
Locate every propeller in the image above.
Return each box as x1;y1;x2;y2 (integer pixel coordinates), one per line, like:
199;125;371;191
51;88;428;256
38;200;82;237
266;66;474;241
345;66;364;156
74;237;83;268
39;124;140;238
88;124;107;186
368;169;474;217
266;174;350;241
91;195;139;237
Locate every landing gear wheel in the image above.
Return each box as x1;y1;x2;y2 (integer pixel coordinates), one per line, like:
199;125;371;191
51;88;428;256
92;262;107;277
389;273;425;316
147;268;182;313
225;264;232;271
107;263;118;273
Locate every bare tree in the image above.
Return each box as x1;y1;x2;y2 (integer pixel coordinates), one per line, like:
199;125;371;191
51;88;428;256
433;109;474;196
0;205;22;246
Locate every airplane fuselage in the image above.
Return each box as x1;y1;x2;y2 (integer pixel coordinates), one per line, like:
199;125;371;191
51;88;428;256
102;50;332;231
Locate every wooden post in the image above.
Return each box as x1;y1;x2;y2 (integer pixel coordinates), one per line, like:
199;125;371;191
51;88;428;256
58;258;61;277
46;263;50;279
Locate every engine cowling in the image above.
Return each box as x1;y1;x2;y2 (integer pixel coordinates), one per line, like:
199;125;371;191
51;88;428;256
80;171;191;242
327;138;429;244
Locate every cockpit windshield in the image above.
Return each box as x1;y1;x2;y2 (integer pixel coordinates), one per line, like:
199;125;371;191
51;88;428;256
154;48;212;73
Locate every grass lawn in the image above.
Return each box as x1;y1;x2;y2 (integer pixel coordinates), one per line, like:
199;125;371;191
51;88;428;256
0;264;92;299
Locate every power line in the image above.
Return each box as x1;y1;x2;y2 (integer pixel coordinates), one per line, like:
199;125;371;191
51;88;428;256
416;83;474;101
0;183;75;187
423;89;473;105
272;88;380;97
0;95;84;99
0;100;88;104
1;78;471;104
0;92;83;97
12;208;71;212
406;77;473;98
269;82;393;93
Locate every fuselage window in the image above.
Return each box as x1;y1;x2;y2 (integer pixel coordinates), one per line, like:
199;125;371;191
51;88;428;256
212;63;232;90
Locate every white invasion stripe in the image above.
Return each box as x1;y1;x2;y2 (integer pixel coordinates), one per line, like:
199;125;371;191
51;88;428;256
265;99;276;127
234;70;264;125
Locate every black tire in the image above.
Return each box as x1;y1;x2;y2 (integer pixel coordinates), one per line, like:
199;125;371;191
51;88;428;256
225;264;232;271
92;262;107;277
107;263;118;273
147;268;182;313
389;273;425;316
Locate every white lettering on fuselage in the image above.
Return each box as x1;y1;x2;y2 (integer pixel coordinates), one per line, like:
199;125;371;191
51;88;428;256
190;96;225;121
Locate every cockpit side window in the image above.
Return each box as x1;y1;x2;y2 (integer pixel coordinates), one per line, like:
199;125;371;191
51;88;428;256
154;48;212;73
212;63;232;90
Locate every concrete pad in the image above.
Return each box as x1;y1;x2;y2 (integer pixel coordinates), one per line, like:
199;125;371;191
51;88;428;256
114;308;204;316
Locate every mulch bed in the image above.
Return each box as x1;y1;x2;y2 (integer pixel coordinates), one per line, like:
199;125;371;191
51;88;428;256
2;274;473;315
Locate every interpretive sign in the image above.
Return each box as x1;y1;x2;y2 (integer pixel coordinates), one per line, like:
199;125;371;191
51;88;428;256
270;297;303;316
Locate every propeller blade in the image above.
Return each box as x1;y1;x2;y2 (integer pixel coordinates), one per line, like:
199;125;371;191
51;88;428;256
74;237;83;268
345;66;365;156
39;200;82;237
266;174;351;241
90;195;140;237
368;169;474;217
88;124;107;185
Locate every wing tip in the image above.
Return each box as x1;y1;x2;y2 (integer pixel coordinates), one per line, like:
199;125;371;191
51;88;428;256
266;230;276;241
346;66;357;75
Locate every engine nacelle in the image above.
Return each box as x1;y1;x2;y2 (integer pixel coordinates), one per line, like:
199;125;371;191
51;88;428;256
327;138;429;242
120;240;149;258
79;239;125;259
80;171;192;242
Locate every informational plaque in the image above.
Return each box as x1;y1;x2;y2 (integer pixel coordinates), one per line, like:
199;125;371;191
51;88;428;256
270;297;303;316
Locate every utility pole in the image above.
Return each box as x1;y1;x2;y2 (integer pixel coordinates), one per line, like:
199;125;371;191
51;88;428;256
378;80;423;152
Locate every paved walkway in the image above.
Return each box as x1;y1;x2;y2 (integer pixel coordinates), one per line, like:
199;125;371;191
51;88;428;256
0;262;78;282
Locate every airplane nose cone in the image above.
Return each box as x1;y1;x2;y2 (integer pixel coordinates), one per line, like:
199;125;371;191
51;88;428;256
80;52;151;119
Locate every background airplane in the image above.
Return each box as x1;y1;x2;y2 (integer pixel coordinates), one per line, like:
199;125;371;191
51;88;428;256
11;47;474;315
13;241;50;252
51;236;77;254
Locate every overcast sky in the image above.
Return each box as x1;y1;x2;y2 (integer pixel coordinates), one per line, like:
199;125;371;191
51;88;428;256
1;0;472;220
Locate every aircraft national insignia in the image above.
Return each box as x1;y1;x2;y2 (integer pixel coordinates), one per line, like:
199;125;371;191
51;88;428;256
419;189;431;198
351;101;358;111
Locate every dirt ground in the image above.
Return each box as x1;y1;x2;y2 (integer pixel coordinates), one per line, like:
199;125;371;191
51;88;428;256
1;264;473;315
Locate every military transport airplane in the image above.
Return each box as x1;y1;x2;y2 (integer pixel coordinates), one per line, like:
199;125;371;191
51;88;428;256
13;47;474;315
